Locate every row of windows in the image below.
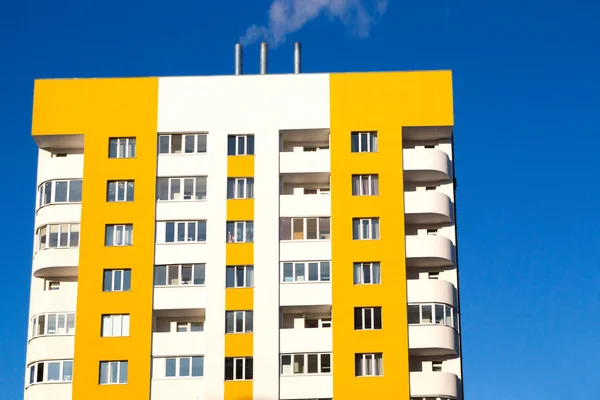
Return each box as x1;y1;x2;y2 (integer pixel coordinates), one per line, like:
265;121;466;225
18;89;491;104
281;353;331;375
28;360;72;385
37;224;80;250
408;303;457;328
37;179;82;208
30;313;75;338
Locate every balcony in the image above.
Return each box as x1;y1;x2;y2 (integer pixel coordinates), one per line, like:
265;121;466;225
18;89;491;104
280;172;331;217
152;309;206;357
154;243;208;265
410;371;460;399
280;282;332;307
403;148;452;182
403;126;453;141
280;375;333;400
27;336;74;365
409;325;459;356
407;279;456;306
29;281;77;316
153;285;207;310
405;191;453;225
280;305;332;353
155;201;209;222
25;382;72;400
406;235;456;268
157;153;210;177
151;379;204;400
35;204;81;227
36;148;84;184
32;248;79;278
280;129;330;174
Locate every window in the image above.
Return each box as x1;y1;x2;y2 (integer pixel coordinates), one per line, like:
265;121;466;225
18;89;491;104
105;224;133;246
37;179;82;207
355;353;383;376
103;269;131;291
351;132;378;153
154;264;206;286
224;357;253;380
432;361;443;372
279;217;330;240
176;322;204;332
226;266;254;288
99;361;128;384
157;177;207;201
164;356;204;377
354;307;382;330
101;314;130;337
31;313;75;338
281;261;331;283
37;223;80;250
428;272;439;279
226;221;253;243
107;181;134;202
28;360;73;384
227;178;254;199
109;138;136;158
280;353;332;375
163;221;207;243
227;135;255;155
352;175;378;196
225;311;253;333
158;133;207;154
407;303;455;328
352;218;379;240
353;262;381;284
45;280;60;291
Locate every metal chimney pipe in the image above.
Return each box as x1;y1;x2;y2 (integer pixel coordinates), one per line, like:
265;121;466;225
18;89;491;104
260;42;268;74
294;42;301;74
234;43;243;75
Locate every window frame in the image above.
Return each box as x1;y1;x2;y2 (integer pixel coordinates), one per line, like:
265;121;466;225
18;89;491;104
163;221;207;243
407;303;455;329
351;131;378;153
163;356;204;378
106;180;135;202
224;357;253;381
101;314;130;337
225;310;253;334
351;174;379;196
154;264;206;286
109;137;136;159
353;262;381;285
355;353;383;377
227;135;255;156
227;178;254;199
226;221;254;243
225;265;254;288
176;321;205;332
30;312;75;338
28;360;73;385
354;307;383;330
280;353;332;375
105;224;133;246
37;223;80;251
279;217;331;241
158;133;207;155
156;177;207;201
352;218;380;240
102;269;132;292
37;179;83;208
281;261;331;283
99;360;128;384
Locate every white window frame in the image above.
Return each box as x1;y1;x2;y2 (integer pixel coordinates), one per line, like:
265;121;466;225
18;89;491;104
227;178;254;199
280;217;331;241
109;137;136;158
407;303;455;328
101;314;130;337
107;180;134;202
352;174;379;196
154;264;206;286
281;261;331;283
353;262;381;284
280;353;332;375
351;131;378;153
31;313;75;338
352;218;380;240
158;133;207;155
226;265;254;288
157;177;207;201
225;310;253;333
163;356;205;378
28;360;73;385
44;280;60;291
164;221;207;243
354;307;382;330
228;134;254;156
226;221;254;243
99;360;128;384
224;357;253;381
37;223;80;251
176;322;204;332
37;179;83;208
103;269;131;292
355;353;383;377
105;224;133;246
432;361;443;372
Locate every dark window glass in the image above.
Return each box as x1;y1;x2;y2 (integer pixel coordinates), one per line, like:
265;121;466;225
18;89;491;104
103;270;112;291
247;136;255;155
374;308;382;329
245;358;253;380
354;308;362;330
224;358;234;380
227;136;236;155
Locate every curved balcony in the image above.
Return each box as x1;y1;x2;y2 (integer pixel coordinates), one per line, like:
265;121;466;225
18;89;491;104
25;382;72;400
36;153;83;185
29;285;77;316
32;248;79;278
410;371;460;399
403;148;452;182
405;191;453;225
406;235;455;268
407;279;456;306
35;204;81;227
27;336;75;365
409;325;459;356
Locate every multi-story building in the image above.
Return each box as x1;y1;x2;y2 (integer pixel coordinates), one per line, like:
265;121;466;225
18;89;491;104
26;43;463;400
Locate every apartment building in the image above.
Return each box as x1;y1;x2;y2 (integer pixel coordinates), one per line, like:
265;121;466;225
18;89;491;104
26;43;463;400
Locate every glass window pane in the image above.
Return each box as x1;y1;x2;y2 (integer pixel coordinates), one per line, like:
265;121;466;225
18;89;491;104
354;308;362;329
372;263;381;283
119;361;128;383
47;314;57;334
168;265;179;285
235;358;244;379
192;357;204;377
123;270;131;291
170;179;181;200
371;218;379;239
321;354;331;373
307;354;318;373
364;309;372;329
44;182;52;205
237;136;245;155
360;133;368;152
166;358;176;377
246;179;254;198
158;135;170;154
353;263;362;284
126;181;134;201
69;180;82;202
247;136;255;155
281;355;292;374
122;315;130;336
283;263;293;282
114;270;122;291
306;218;317;240
157;178;168;200
362;264;371;284
280;218;291;240
226;268;235;288
227;179;235;199
119;139;127;158
105;225;114;246
446;305;453;327
197;221;206;241
182;266;192;284
227;136;236;155
128;138;136;158
112;315;122;336
171;134;182;154
370;133;378;152
103;270;112;291
225;312;234;333
371;175;379;195
177;222;186;242
193;264;205;285
187;222;196;241
184;135;195;153
117;181;125;201
352;175;360;195
293;354;305;374
183;178;194;199
236;267;245;287
125;225;133;245
292;219;304;240
107;181;116;201
245;311;253;332
351;133;358;152
245;222;253;242
62;361;73;381
195;177;206;200
235;312;243;332
245;267;254;287
110;361;119;383
226;222;235;242
180;358;190;376
236;179;245;198
66;314;75;334
295;263;305;282
109;138;118;158
68;224;79;247
308;263;319;281
59;224;69;247
362;176;369;195
361;220;369;239
374;308;382;329
47;362;60;381
100;362;108;384
197;134;207;153
224;358;234;380
320;262;330;281
154;266;166;286
421;305;433;323
435;304;444;324
319;217;330;239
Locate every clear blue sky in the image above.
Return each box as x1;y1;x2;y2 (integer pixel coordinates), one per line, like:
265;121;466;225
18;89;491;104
1;0;599;398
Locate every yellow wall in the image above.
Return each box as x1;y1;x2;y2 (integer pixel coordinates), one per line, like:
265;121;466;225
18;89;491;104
329;71;454;399
32;78;158;399
224;155;255;400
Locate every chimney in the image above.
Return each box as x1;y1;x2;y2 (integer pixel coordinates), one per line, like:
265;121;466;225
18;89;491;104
294;42;301;74
235;43;243;75
260;42;268;74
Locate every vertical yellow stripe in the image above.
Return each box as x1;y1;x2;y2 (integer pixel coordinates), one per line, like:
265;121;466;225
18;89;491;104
329;71;453;399
32;78;158;399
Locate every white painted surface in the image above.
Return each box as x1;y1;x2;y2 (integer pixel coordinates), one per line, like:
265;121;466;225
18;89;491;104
403;148;452;182
280;328;332;353
405;235;456;268
150;378;204;400
32;248;79;278
153;287;207;310
26;336;75;364
280;241;332;262
154;244;209;265
36;149;83;185
155;202;209;222
151;332;206;357
157;154;211;177
404;191;453;224
279;283;332;306
409;371;460;398
35;204;81;229
279;194;331;217
28;280;77;316
279;150;331;174
24;382;72;400
279;375;333;399
407;279;456;306
408;325;459;356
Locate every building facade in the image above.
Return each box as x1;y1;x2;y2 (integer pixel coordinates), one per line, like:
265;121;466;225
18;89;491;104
26;67;462;400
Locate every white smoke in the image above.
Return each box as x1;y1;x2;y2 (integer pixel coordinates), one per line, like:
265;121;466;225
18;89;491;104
241;0;388;47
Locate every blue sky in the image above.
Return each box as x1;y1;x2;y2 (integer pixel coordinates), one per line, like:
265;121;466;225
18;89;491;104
1;0;599;398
